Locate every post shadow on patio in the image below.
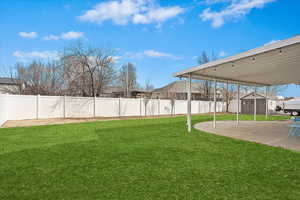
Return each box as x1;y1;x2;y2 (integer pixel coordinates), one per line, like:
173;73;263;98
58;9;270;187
174;35;300;132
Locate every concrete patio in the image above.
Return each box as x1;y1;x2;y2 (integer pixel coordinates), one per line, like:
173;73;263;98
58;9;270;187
195;120;300;152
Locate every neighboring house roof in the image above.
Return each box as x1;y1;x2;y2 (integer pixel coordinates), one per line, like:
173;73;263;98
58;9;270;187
153;81;200;93
102;86;123;93
153;80;219;94
102;86;148;94
0;77;20;85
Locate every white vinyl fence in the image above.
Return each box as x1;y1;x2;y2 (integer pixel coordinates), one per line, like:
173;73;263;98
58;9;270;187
0;94;225;126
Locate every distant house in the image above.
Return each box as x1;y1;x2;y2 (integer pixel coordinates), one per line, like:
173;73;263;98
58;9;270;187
151;80;222;100
101;86;150;98
0;77;21;94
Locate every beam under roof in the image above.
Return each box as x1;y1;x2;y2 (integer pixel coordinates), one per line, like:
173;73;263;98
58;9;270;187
174;35;300;86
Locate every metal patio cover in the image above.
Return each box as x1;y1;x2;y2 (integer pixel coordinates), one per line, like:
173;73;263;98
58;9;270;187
174;35;300;86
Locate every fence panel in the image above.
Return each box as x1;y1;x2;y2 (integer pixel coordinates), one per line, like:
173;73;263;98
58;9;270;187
159;99;173;115
174;100;187;115
95;98;119;117
191;101;200;114
5;95;36;120
199;101;208;113
120;98;141;117
146;99;159;116
66;97;94;118
39;96;64;119
0;95;7;125
217;102;224;112
228;100;240;113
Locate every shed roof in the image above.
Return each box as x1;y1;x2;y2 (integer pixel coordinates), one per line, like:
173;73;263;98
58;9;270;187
174;35;300;86
240;92;266;100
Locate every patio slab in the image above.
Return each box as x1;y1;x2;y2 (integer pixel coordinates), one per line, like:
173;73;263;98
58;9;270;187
194;120;300;152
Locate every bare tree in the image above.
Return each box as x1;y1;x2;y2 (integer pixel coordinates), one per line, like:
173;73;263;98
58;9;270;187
62;42;116;97
220;82;236;112
118;62;137;97
144;79;154;92
3;42;117;97
268;85;288;98
196;51;215;100
8;61;64;95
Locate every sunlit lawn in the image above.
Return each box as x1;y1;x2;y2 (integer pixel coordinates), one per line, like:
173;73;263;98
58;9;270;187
0;114;299;200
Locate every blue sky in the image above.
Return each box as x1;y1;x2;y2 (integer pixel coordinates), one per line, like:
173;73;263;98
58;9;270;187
0;0;300;96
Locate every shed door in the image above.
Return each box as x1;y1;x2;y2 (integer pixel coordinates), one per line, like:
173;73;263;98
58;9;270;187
242;99;253;114
256;99;266;115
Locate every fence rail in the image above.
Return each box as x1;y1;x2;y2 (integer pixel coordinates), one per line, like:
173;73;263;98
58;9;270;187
0;94;225;126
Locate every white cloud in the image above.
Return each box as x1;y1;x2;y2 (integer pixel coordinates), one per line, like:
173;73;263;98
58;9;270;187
61;31;84;40
200;0;275;28
132;6;183;24
19;32;38;39
218;51;226;57
13;50;59;61
43;31;84;40
205;0;233;4
79;0;183;26
264;39;279;46
125;49;182;60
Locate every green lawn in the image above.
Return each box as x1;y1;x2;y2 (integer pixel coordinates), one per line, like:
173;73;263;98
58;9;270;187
0;114;299;200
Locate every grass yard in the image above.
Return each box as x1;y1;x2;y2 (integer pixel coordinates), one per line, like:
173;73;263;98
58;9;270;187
0;114;299;200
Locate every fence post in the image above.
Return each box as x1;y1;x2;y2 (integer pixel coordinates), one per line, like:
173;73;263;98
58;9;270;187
199;101;201;114
140;98;142;117
36;94;40;119
119;97;121;118
94;96;96;118
144;98;147;117
174;100;176;116
151;98;153;116
158;98;160;116
63;95;66;118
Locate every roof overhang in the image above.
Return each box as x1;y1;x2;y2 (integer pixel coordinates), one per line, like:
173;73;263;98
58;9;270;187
174;35;300;86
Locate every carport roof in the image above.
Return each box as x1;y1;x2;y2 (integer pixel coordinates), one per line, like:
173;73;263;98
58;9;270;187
174;35;300;86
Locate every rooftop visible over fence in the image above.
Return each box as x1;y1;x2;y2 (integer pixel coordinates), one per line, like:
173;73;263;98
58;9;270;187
0;77;20;85
152;81;204;94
